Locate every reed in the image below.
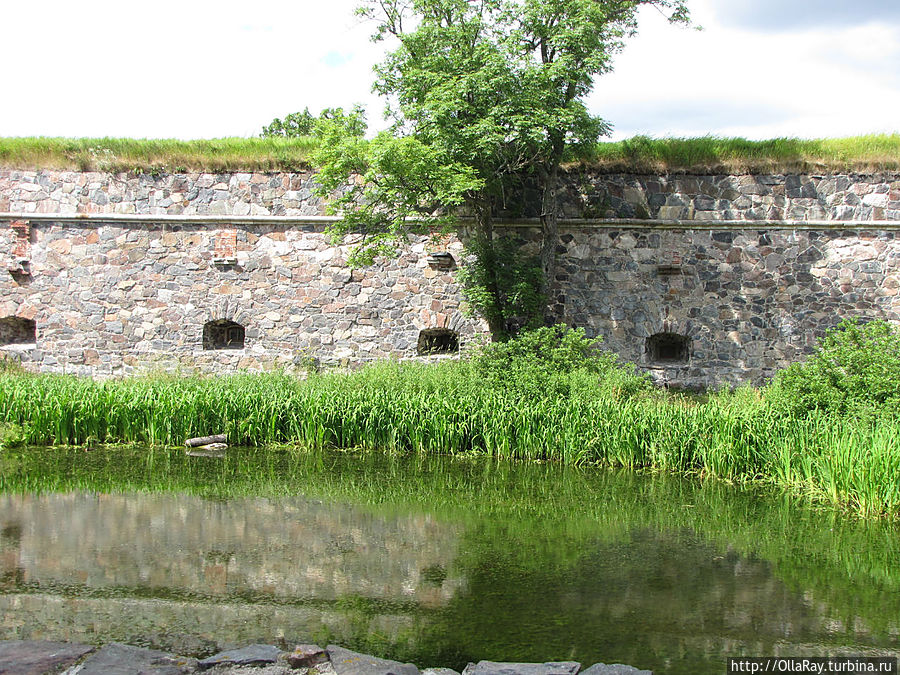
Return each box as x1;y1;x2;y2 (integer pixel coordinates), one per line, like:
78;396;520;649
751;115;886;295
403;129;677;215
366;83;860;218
1;360;898;517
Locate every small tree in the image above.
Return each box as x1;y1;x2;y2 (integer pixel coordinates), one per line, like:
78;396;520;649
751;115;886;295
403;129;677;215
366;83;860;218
263;105;368;139
262;108;316;137
313;0;690;339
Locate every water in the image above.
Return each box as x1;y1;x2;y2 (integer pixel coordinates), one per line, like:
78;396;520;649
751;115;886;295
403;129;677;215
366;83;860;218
1;447;898;673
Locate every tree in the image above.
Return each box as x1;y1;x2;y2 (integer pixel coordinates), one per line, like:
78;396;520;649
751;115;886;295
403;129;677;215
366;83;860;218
263;105;368;138
262;108;316;137
313;0;690;339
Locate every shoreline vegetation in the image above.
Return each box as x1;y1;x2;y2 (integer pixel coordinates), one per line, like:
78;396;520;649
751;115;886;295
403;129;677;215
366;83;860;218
1;134;899;175
1;323;899;520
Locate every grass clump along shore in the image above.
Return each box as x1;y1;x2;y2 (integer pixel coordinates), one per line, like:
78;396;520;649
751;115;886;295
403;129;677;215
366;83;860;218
1;322;899;518
1;134;899;174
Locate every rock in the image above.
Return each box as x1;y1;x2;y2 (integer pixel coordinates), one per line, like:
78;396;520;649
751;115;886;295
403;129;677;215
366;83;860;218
326;645;419;675
461;662;580;675
204;666;293;675
422;669;461;675
199;644;282;670
0;639;94;675
285;644;328;668
143;633;219;659
580;665;652;675
76;643;197;674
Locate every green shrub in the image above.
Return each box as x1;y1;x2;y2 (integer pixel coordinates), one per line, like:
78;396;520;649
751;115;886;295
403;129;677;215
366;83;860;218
0;422;26;449
767;318;900;416
471;324;650;398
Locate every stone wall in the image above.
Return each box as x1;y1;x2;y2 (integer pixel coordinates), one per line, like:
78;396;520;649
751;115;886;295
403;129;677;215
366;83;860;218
544;225;900;388
553;172;900;221
0;217;481;376
0;170;322;217
4;168;900;221
2;169;900;386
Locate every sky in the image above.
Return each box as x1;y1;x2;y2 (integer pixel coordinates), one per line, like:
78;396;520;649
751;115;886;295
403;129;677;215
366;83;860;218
3;0;899;141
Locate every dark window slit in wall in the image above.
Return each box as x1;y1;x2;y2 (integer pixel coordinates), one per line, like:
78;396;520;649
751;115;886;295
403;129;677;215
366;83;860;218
0;317;36;345
647;332;690;364
417;328;459;355
203;320;245;350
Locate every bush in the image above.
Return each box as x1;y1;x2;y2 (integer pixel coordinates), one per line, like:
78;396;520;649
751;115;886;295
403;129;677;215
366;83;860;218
0;423;26;449
471;324;650;398
767;318;900;416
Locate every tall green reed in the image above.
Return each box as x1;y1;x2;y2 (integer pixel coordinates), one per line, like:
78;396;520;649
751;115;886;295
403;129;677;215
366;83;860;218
0;361;898;517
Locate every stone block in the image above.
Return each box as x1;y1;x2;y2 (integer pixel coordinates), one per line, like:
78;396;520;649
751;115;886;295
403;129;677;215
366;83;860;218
0;640;94;675
461;662;580;675
327;645;419;675
77;643;197;675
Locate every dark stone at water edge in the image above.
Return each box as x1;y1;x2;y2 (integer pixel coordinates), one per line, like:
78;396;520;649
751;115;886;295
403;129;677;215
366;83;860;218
461;662;581;675
580;664;652;675
0;640;94;675
286;644;329;668
77;643;197;674
327;645;420;675
198;644;281;669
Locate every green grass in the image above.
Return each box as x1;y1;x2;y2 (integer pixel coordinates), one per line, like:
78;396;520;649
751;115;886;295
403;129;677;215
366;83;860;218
1;362;898;518
580;133;900;174
0;136;318;173
2;134;899;174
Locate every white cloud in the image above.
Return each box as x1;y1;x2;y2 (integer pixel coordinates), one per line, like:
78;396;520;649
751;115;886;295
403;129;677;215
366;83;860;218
590;0;900;140
2;0;387;138
2;0;898;141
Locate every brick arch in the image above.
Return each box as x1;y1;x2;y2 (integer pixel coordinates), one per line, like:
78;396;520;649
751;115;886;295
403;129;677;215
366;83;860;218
204;298;250;328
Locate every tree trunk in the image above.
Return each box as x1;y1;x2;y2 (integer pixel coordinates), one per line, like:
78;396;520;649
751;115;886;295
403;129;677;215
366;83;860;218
539;161;560;320
476;199;508;341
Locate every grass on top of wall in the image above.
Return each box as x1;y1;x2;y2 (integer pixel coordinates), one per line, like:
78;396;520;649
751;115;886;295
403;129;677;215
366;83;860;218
580;133;900;174
0;136;318;173
1;134;899;175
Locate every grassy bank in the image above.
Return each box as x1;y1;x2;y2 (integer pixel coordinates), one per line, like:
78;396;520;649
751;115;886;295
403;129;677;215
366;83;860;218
0;360;898;518
2;134;899;174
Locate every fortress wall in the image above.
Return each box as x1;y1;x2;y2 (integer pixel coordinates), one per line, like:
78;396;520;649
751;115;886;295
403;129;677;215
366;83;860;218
2;169;900;386
3;168;900;221
544;224;900;388
0;217;482;377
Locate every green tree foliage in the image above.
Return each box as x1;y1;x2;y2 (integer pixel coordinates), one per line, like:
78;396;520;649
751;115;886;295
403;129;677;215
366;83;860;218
263;105;368;139
312;0;689;338
455;234;546;337
767;318;900;416
261;108;316;137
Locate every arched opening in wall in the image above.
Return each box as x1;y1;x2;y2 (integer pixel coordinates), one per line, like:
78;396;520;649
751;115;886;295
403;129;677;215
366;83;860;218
203;320;245;350
647;332;690;364
417;328;459;355
0;317;36;345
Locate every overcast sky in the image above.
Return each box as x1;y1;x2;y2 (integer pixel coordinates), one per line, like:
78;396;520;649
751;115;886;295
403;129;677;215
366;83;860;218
4;0;899;141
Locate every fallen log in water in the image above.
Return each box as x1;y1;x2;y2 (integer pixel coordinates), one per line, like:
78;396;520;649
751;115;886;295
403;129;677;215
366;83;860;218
184;434;227;447
185;443;228;458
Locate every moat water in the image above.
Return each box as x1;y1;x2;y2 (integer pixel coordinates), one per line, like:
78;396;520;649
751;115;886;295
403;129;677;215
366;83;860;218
1;447;898;673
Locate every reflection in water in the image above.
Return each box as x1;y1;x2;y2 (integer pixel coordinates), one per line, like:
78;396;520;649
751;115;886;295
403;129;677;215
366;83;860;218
0;449;899;673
